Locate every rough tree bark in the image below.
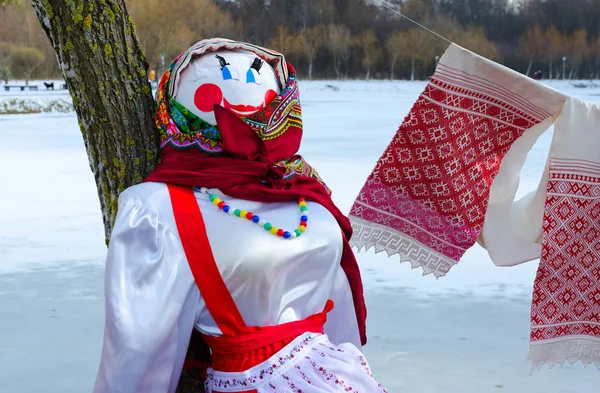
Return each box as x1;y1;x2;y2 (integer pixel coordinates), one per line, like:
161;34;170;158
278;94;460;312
32;1;205;391
32;0;159;244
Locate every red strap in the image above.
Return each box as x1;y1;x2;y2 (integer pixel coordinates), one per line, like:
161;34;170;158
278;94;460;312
203;300;334;356
168;184;247;335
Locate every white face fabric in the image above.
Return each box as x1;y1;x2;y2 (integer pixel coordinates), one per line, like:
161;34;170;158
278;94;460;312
174;49;282;125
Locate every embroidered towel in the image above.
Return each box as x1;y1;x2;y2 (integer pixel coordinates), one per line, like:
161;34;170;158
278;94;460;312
350;43;600;370
349;44;566;277
529;97;600;370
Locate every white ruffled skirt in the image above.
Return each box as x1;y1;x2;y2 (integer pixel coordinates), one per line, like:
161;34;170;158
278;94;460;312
204;333;387;392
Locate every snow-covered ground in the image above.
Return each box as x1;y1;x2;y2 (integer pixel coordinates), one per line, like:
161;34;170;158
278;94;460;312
0;80;72;114
1;80;600;392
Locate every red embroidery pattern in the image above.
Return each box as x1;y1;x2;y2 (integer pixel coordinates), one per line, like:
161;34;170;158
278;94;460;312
530;159;600;364
350;71;549;277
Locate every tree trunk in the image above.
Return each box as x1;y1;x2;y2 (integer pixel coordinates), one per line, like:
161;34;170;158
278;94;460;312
32;0;159;244
308;58;313;80
390;59;395;80
342;50;349;80
333;55;341;79
411;58;415;81
32;2;206;392
525;56;533;76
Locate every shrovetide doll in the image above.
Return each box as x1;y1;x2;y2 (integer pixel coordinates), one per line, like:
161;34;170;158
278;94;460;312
93;38;386;393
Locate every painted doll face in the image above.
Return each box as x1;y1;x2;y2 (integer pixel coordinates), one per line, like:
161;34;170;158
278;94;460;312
175;49;281;125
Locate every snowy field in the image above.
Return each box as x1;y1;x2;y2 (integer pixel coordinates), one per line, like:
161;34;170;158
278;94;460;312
0;80;72;114
2;79;600;392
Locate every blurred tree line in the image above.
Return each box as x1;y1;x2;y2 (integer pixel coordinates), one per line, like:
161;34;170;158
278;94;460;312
0;1;51;83
1;0;600;81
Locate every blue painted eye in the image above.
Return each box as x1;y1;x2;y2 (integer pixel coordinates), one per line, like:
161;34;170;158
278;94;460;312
221;65;239;81
246;68;260;85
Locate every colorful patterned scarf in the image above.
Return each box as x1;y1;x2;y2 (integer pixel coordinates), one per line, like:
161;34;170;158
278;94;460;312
153;39;326;189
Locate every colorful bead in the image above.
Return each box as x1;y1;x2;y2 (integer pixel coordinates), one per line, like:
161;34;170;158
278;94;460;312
200;188;308;240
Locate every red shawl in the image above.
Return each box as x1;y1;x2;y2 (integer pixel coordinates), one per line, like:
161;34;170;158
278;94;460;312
145;106;367;345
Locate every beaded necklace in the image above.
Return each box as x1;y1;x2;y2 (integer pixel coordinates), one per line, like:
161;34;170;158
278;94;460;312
197;187;308;239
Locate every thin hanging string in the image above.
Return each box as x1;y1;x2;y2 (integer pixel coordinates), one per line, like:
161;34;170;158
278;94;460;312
371;0;454;45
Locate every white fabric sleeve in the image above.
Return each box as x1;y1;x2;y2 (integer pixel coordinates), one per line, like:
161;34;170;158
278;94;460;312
478;116;557;266
323;266;361;348
93;199;200;393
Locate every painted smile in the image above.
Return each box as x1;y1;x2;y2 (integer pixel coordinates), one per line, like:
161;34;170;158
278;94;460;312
223;97;263;116
194;83;277;117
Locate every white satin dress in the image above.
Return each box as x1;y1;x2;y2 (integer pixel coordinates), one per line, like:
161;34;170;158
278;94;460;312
92;182;385;393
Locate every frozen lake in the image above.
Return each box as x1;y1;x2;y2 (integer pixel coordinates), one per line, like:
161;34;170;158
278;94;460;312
1;80;600;392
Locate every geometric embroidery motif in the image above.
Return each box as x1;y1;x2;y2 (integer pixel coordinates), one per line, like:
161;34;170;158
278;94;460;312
350;68;549;277
531;159;600;347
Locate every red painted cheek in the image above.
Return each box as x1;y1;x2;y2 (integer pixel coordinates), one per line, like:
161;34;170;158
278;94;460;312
264;89;277;105
194;83;223;113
